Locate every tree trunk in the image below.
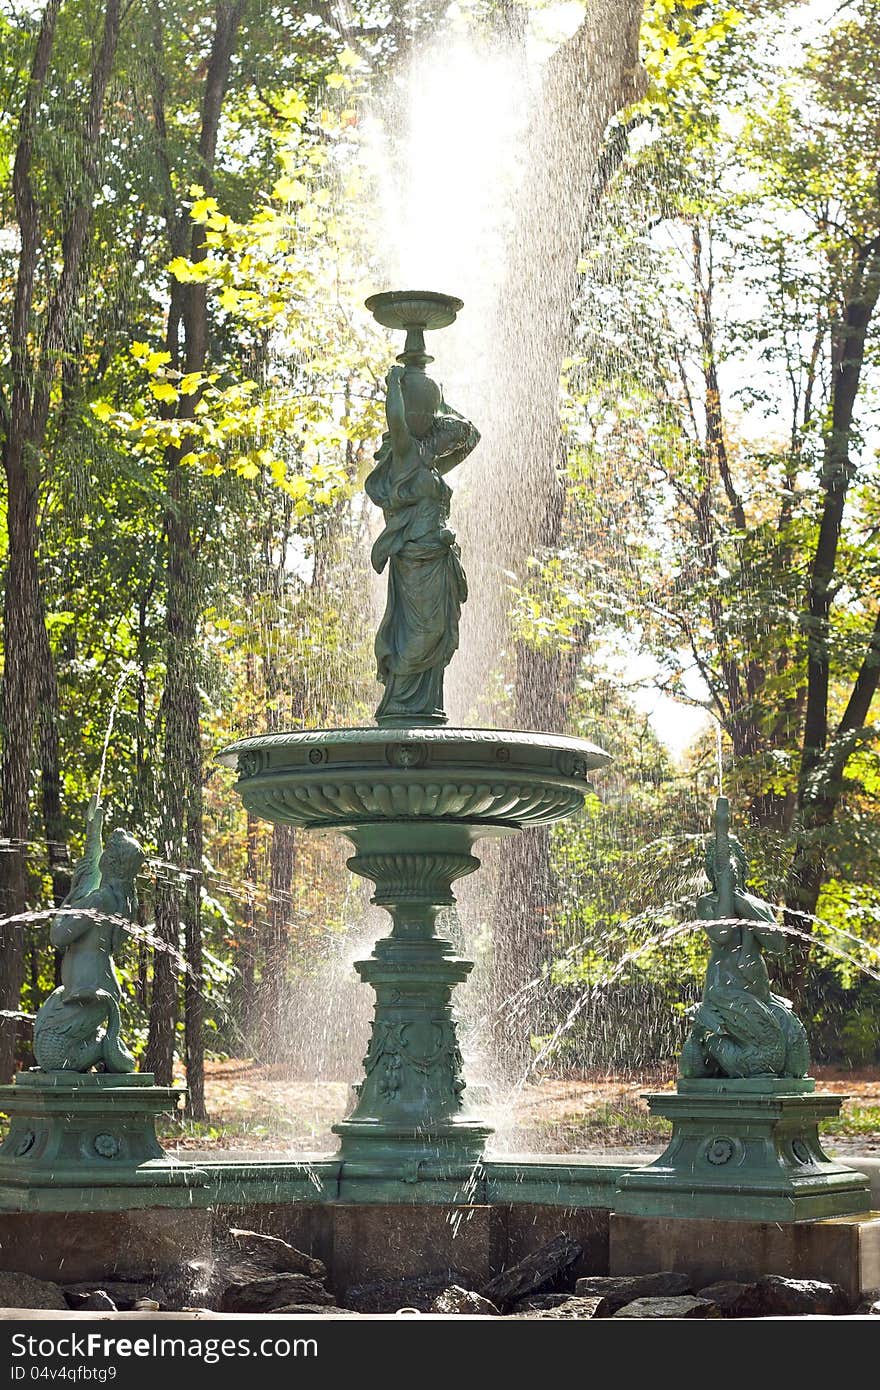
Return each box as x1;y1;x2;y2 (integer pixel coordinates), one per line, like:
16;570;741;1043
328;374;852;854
0;476;41;1079
146;0;245;1108
457;1;646;684
783;242;880;1004
0;0;122;1079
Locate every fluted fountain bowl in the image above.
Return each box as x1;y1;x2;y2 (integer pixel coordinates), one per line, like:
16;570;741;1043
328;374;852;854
218;726;610;844
218;725;610;1175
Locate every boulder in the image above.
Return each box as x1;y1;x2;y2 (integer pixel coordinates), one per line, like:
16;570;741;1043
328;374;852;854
573;1272;692;1314
512;1297;605;1320
697;1281;762;1317
132;1299;160;1312
751;1276;848;1317
511;1293;579;1313
265;1305;359;1316
220;1274;335;1314
344;1271;468;1313
481;1236;582;1310
614;1296;721;1319
77;1291;118;1312
0;1272;68;1312
854;1298;880;1316
431;1286;499;1316
221;1229;325;1281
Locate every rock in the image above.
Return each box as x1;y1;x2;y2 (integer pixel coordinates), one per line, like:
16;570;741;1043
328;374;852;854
696;1281;762;1317
222;1229;325;1281
77;1291;118;1312
344;1271;468;1313
511;1293;578;1313
512;1297;605;1320
132;1299;160;1312
64;1281;167;1310
751;1276;848;1317
854;1298;880;1316
614;1296;721;1319
480;1236;582;1310
431;1286;499;1316
266;1305;360;1316
573;1272;692;1314
0;1272;68;1311
220;1274;335;1314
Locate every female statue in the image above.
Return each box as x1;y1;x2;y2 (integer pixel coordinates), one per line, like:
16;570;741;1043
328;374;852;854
365;363;480;725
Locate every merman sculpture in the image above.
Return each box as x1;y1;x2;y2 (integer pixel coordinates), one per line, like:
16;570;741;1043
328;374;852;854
364;292;479;726
680;796;809;1080
33;797;143;1073
615;792;869;1220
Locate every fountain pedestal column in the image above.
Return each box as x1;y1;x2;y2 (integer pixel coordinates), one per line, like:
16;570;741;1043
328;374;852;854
332;821;495;1185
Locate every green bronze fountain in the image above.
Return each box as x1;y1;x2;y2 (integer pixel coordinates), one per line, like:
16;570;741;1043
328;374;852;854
219;291;610;1187
0;293;876;1305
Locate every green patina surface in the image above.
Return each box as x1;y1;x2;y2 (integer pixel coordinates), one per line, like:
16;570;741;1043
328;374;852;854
681;796;810;1082
615;798;871;1220
614;1079;871;1221
216;293;611;1183
0;1071;188;1208
33;801;144;1075
363;291;478;729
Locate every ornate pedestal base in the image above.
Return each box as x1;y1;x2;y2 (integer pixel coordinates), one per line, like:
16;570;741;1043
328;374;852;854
332;822;494;1186
614;1078;872;1222
0;1071;198;1211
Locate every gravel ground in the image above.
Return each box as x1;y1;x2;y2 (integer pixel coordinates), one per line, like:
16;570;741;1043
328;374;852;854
160;1061;880;1159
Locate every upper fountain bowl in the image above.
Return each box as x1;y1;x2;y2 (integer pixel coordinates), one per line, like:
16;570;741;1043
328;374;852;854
218;726;610;834
365;290;463;332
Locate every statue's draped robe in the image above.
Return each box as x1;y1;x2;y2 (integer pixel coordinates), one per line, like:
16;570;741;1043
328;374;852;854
366;432;469;723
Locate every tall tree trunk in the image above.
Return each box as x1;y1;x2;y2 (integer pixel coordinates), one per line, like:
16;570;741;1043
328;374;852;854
0;0;122;1079
783;241;880;1003
464;5;646;1052
0;477;42;1079
146;0;245;1108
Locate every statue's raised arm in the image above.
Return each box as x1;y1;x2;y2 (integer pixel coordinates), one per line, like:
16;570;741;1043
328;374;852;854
62;796;104;908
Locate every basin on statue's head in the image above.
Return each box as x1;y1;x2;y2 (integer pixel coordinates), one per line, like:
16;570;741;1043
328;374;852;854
219;289;610;1192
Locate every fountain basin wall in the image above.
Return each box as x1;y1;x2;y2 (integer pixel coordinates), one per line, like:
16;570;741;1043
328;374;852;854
218;725;609;830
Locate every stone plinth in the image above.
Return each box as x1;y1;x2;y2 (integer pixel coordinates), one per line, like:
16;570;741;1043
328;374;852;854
0;1072;201;1210
610;1211;880;1302
614;1078;871;1222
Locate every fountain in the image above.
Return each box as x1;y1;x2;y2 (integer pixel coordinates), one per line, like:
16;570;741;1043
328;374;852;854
218;291;610;1194
0;295;876;1307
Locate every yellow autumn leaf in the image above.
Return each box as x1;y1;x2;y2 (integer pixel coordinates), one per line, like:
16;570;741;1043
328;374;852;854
150;381;179;403
325;71;346;89
179;373;201;396
273;176;309;203
167;255;223;283
90;400;114;423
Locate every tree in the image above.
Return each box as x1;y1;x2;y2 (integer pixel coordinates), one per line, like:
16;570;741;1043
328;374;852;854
0;0;124;1080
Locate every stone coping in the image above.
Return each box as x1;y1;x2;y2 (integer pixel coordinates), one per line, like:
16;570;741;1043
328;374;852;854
218;724;610;766
676;1077;817;1096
